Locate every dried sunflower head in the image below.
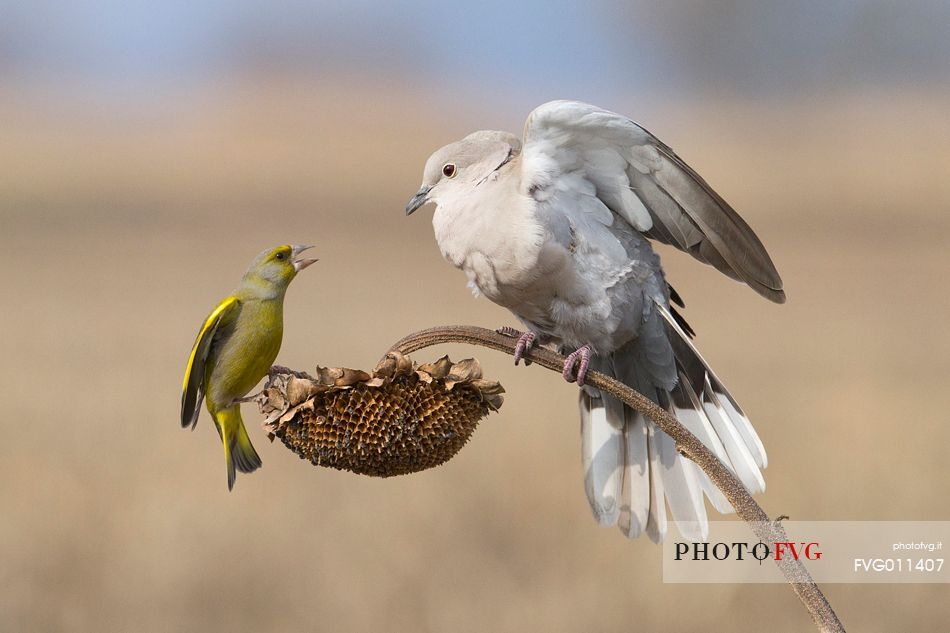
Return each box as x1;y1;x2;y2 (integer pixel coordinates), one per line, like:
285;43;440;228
257;351;504;477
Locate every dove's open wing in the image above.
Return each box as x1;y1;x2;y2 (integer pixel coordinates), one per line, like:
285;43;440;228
181;296;240;429
521;100;785;303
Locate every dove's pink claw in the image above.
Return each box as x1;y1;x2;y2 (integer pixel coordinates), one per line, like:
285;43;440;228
513;331;537;366
562;344;593;386
496;327;537;366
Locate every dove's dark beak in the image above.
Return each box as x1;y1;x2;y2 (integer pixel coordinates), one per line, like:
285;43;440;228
405;186;431;216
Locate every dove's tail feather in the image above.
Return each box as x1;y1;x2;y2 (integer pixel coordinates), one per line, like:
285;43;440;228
580;390;624;526
656;300;767;483
578;300;766;543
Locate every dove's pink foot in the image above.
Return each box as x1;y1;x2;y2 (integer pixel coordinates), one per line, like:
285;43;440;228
562;344;593;386
513;331;537;365
496;326;537;366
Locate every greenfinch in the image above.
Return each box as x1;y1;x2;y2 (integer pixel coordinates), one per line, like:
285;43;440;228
181;244;317;490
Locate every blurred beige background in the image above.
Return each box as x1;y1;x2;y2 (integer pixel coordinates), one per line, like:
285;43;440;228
2;2;949;631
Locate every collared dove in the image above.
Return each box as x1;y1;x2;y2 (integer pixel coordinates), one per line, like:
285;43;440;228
406;100;783;542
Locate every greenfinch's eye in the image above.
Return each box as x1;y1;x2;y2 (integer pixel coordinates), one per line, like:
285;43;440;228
275;252;286;261
442;163;457;178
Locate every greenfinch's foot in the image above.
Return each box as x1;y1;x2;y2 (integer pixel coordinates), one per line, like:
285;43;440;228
269;365;314;380
268;365;293;379
233;391;264;404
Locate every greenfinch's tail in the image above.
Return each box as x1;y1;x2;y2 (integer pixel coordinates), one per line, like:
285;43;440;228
213;406;262;491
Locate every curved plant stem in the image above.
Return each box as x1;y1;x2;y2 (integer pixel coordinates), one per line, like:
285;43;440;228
390;325;845;633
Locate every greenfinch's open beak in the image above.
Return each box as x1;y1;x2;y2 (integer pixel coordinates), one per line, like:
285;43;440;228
291;244;318;272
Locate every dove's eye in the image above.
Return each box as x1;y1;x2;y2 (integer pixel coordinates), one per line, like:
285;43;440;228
442;163;457;178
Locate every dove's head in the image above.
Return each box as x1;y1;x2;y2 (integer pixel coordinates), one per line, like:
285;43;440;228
406;131;521;215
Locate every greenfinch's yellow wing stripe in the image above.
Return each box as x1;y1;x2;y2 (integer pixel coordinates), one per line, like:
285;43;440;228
180;296;240;429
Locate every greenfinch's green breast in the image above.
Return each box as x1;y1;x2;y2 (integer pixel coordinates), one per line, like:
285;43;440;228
204;298;284;410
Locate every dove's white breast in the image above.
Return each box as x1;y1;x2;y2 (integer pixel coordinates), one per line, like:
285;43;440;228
432;171;546;299
431;169;665;353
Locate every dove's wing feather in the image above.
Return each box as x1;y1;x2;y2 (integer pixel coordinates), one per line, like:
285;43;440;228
521;100;785;303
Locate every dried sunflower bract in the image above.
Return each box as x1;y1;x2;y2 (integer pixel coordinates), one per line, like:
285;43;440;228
257;351;504;477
